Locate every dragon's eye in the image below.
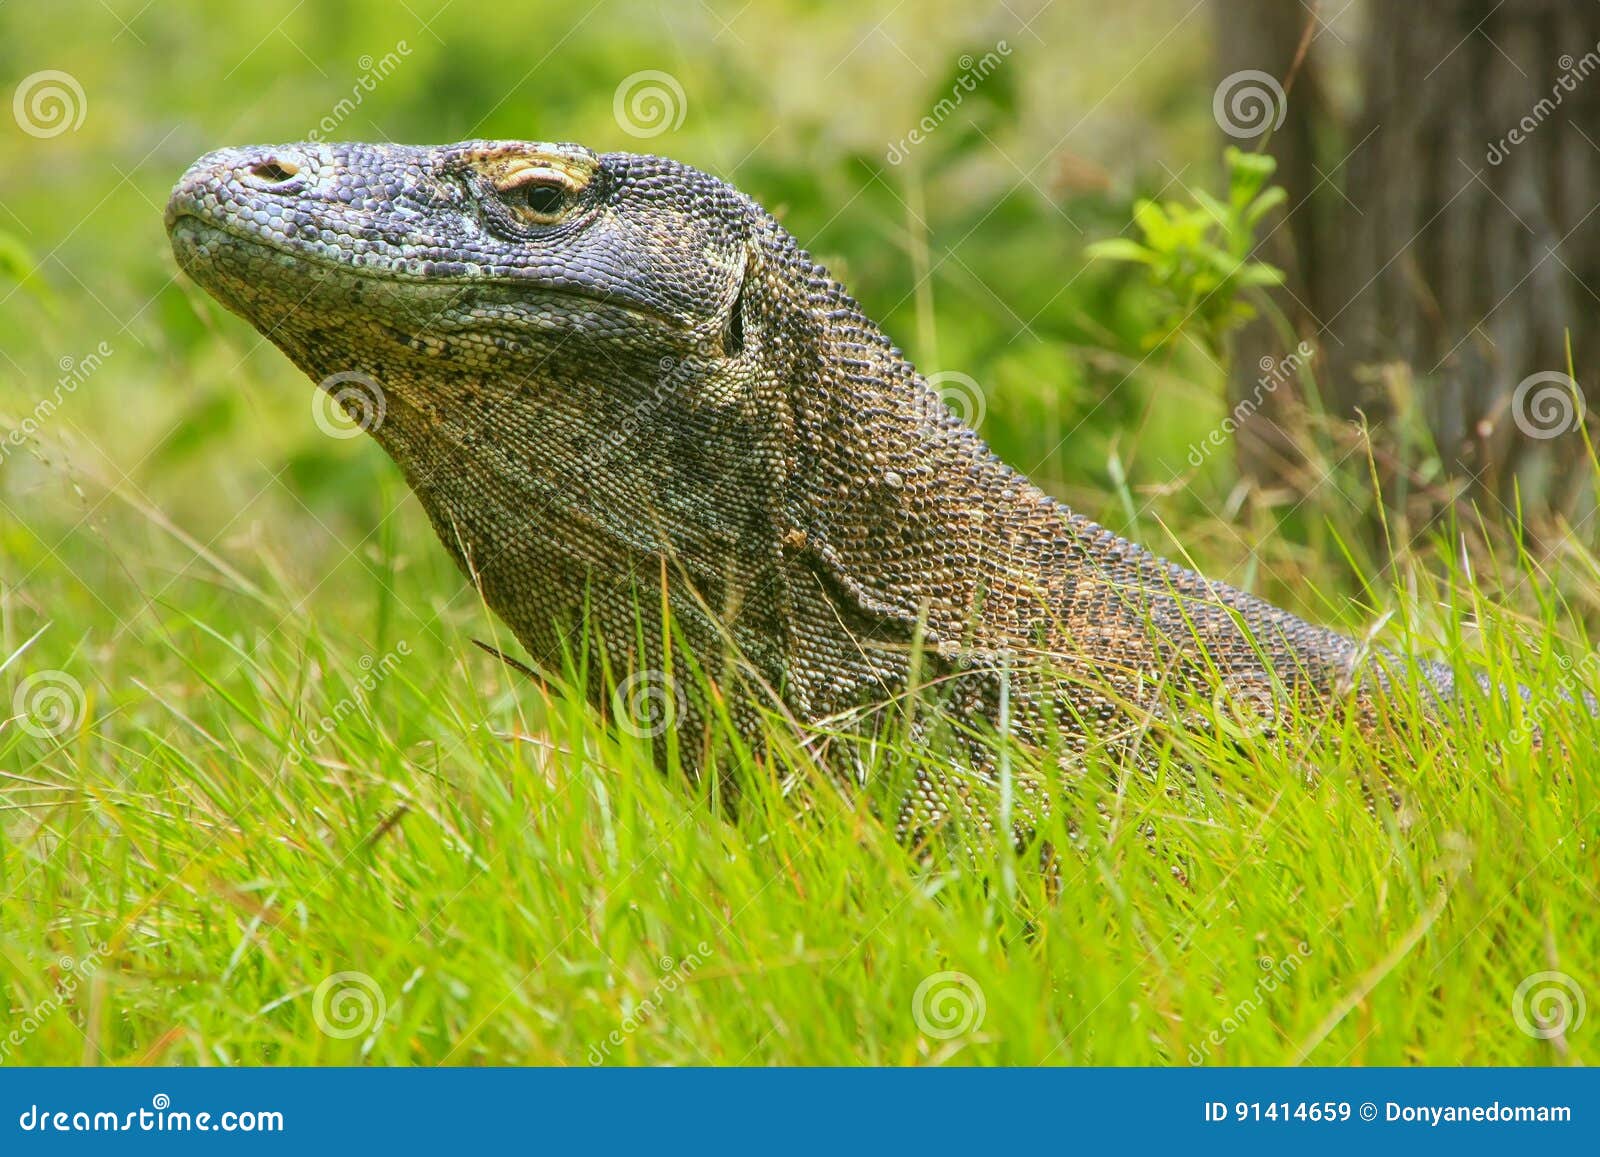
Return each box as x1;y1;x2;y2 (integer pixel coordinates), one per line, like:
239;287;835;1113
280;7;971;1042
500;176;572;224
517;181;567;216
485;156;591;226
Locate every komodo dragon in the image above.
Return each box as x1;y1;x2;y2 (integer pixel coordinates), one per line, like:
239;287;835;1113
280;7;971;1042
165;139;1462;835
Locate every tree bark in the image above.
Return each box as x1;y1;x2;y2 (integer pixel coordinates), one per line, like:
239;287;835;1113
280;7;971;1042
1325;0;1600;529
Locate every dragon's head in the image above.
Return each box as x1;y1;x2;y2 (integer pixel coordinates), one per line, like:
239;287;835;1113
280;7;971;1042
166;140;844;676
166;138;992;692
166;140;761;372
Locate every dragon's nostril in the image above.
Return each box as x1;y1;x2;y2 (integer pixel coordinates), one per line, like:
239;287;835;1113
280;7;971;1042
249;159;299;183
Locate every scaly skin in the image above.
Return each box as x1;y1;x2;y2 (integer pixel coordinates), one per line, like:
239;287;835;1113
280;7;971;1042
165;140;1454;835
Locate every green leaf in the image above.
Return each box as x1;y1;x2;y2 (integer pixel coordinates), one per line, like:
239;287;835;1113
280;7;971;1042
1226;147;1277;207
0;229;57;312
0;231;36;284
1192;189;1231;229
1131;199;1175;250
1085;238;1157;264
1244;186;1288;227
1234;263;1286;288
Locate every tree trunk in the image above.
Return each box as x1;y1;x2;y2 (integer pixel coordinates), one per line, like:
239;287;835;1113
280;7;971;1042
1326;0;1600;529
1212;0;1331;491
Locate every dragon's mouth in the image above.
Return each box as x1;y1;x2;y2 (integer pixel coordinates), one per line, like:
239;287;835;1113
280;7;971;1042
165;210;692;335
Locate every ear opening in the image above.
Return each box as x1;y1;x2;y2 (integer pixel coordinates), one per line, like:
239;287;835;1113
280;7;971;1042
720;257;748;356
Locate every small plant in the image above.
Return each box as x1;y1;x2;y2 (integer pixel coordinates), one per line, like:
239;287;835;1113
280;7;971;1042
1087;146;1286;354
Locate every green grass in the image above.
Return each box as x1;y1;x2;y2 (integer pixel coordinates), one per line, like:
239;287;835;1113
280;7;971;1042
2;446;1596;1064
